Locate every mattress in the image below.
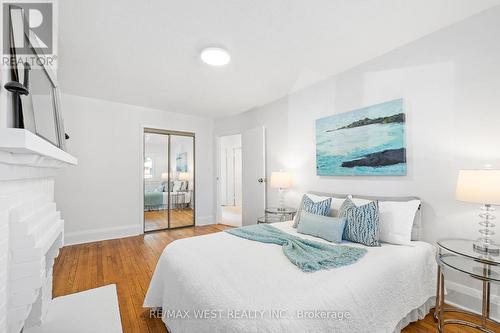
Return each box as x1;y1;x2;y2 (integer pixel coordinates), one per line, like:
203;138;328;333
144;191;192;208
144;221;437;333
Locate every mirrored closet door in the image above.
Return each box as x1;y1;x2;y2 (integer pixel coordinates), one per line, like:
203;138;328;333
143;129;195;232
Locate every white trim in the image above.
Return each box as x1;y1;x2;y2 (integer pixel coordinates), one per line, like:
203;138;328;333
215;136;222;225
64;225;142;246
64;214;215;246
446;281;500;321
0;129;77;167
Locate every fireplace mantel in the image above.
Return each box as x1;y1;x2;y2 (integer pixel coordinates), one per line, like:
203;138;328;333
0;129;77;333
0;129;77;170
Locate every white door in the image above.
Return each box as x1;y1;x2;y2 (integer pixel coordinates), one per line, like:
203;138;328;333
242;127;266;226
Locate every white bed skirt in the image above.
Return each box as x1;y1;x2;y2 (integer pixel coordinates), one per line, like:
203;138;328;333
155;298;436;333
145;221;437;333
154;298;436;333
394;297;435;332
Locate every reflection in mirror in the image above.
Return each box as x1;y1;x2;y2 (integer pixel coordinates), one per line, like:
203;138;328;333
170;135;195;228
30;67;58;145
143;130;195;232
143;133;170;232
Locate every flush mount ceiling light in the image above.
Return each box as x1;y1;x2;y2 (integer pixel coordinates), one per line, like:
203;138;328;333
200;47;231;66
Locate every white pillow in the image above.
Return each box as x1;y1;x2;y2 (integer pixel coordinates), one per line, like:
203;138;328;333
305;193;332;203
379;200;420;245
331;197;348;217
351;197;420;245
173;181;182;192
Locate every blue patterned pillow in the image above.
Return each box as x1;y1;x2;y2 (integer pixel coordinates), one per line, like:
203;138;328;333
339;198;380;246
293;194;332;228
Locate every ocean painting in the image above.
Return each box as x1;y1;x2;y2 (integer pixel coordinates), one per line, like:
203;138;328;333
176;152;188;172
316;99;406;176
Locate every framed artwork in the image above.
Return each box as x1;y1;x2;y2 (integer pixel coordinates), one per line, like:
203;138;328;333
315;99;406;176
7;5;67;150
176;152;188;172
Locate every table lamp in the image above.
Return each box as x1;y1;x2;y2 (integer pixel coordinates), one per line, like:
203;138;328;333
270;171;292;211
178;172;190;181
456;169;500;255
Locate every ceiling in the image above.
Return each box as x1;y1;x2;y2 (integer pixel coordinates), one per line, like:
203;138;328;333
57;0;500;118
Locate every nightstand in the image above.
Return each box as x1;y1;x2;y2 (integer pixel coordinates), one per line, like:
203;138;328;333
257;215;283;224
264;207;297;222
435;239;500;333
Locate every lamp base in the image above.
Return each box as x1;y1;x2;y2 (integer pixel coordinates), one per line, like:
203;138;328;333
277;188;286;211
473;241;500;256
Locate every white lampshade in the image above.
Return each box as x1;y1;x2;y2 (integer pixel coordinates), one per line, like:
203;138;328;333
270;171;292;189
178;172;190;181
456;169;500;205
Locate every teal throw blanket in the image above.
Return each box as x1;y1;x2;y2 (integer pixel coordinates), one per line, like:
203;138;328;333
144;191;163;207
226;224;367;272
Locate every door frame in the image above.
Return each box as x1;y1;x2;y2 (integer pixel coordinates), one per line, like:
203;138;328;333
232;146;242;206
142;127;196;232
216;133;242;225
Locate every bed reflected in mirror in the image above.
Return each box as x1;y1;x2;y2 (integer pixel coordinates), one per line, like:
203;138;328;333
143;129;195;232
169;135;195;228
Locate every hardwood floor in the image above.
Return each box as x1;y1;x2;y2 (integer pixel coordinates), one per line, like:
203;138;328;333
53;226;499;333
144;208;194;231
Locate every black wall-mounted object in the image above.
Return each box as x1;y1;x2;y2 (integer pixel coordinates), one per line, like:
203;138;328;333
3;65;29;129
4;63;37;132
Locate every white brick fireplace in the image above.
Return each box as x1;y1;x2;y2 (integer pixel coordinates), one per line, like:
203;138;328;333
0;128;77;333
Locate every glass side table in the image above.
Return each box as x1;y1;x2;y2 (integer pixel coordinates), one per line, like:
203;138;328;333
257;215;284;224
264;207;297;222
435;239;500;333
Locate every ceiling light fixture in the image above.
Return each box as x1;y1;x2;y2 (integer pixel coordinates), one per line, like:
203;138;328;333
200;47;231;66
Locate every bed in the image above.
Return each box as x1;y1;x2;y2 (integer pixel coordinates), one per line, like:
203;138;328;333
144;191;192;210
144;217;437;333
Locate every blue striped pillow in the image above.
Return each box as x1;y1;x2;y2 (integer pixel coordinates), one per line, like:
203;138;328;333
339;198;380;247
293;194;332;228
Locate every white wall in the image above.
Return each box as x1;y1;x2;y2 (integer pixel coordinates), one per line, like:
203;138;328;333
215;7;500;317
56;94;215;244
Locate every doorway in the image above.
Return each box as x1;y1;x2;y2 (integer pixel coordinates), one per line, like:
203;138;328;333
143;128;195;232
218;134;242;226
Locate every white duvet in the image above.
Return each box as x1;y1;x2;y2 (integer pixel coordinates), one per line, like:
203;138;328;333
144;221;437;333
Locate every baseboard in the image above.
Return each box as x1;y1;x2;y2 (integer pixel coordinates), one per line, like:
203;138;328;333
446;281;500;321
64;225;143;246
196;215;215;226
64;215;216;245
